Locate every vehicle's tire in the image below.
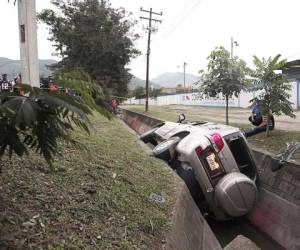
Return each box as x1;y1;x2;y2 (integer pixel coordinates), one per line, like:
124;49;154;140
152;136;181;161
139;123;164;144
215;172;257;217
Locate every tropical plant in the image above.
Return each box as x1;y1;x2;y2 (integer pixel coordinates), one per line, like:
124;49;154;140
38;0;140;97
150;88;162;98
199;46;249;124
250;54;295;136
0;71;110;168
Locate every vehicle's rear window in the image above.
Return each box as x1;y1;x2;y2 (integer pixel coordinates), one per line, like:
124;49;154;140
224;134;256;179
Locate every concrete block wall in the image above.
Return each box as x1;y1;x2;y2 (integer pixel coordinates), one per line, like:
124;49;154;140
249;149;300;250
125;86;298;109
252;149;300;205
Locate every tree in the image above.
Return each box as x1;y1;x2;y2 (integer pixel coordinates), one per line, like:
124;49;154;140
150;88;162;98
199;46;248;124
38;0;140;97
133;86;145;99
251;55;295;136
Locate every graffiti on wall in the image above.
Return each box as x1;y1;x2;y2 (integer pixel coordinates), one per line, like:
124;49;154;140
181;92;237;106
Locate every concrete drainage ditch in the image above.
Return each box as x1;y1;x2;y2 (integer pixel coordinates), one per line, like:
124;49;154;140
120;108;300;250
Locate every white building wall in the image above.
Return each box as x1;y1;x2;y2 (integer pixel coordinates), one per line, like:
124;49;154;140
125;84;299;109
289;81;297;109
125;91;253;107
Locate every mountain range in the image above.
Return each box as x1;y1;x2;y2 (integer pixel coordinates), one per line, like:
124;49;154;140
129;72;199;89
0;57;57;80
0;57;199;89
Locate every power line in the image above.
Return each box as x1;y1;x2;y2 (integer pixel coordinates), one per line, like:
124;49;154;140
152;0;204;50
131;1;203;80
286;51;300;60
168;0;203;35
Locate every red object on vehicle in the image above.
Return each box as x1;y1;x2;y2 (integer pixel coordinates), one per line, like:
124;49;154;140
195;146;204;156
211;133;224;152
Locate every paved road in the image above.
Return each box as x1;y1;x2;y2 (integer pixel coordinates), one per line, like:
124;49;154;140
160;105;300;132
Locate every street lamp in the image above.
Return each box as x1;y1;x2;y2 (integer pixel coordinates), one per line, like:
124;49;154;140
177;62;187;92
231;37;240;107
231;37;239;59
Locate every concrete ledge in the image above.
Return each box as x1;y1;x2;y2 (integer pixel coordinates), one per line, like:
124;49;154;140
121;109;163;135
224;235;260;250
165;176;222;250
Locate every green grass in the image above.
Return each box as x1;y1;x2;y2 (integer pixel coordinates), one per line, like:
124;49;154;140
122;105;300;161
0;114;176;249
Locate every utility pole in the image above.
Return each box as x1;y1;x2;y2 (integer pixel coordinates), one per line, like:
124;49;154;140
140;8;162;112
230;37;239;59
18;0;39;87
230;37;240;108
183;62;187;92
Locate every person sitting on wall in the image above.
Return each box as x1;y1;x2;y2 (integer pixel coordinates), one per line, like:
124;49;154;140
248;99;263;126
244;107;275;138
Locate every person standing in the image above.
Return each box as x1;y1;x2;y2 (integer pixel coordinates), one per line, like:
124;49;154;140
111;98;118;114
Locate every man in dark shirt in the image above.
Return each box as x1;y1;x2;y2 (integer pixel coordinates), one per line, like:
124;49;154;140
248;99;263;126
0;74;12;92
245;109;275;138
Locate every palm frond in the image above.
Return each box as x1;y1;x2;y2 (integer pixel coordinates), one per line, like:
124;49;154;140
0;70;110;166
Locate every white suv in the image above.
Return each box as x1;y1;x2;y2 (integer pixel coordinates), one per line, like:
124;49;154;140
140;116;258;220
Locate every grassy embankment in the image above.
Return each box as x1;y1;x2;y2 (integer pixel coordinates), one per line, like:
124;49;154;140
122;105;300;161
0;114;176;249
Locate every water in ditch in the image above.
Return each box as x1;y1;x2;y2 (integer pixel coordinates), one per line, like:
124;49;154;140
206;217;285;249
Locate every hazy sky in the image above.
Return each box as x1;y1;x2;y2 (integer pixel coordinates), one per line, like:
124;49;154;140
1;0;300;79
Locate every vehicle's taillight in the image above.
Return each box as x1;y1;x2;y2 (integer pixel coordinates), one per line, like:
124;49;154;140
195;146;203;156
211;133;224;152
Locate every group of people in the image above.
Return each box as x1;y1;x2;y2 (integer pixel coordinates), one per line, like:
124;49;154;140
244;99;275;138
0;74;20;92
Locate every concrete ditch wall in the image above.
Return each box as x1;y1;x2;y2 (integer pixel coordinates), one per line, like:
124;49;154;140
251;148;300;206
120;108;300;250
121;109;163;135
165;176;222;250
247;149;300;250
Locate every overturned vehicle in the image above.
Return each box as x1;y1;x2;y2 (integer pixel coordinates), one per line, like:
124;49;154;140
140;115;258;220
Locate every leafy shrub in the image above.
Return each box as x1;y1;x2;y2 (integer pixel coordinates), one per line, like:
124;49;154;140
0;71;110;167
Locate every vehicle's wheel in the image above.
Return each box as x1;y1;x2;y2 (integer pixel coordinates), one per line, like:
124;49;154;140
152;136;181;161
139;123;164;144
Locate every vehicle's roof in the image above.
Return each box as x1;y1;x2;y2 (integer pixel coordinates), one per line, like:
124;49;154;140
155;121;240;139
